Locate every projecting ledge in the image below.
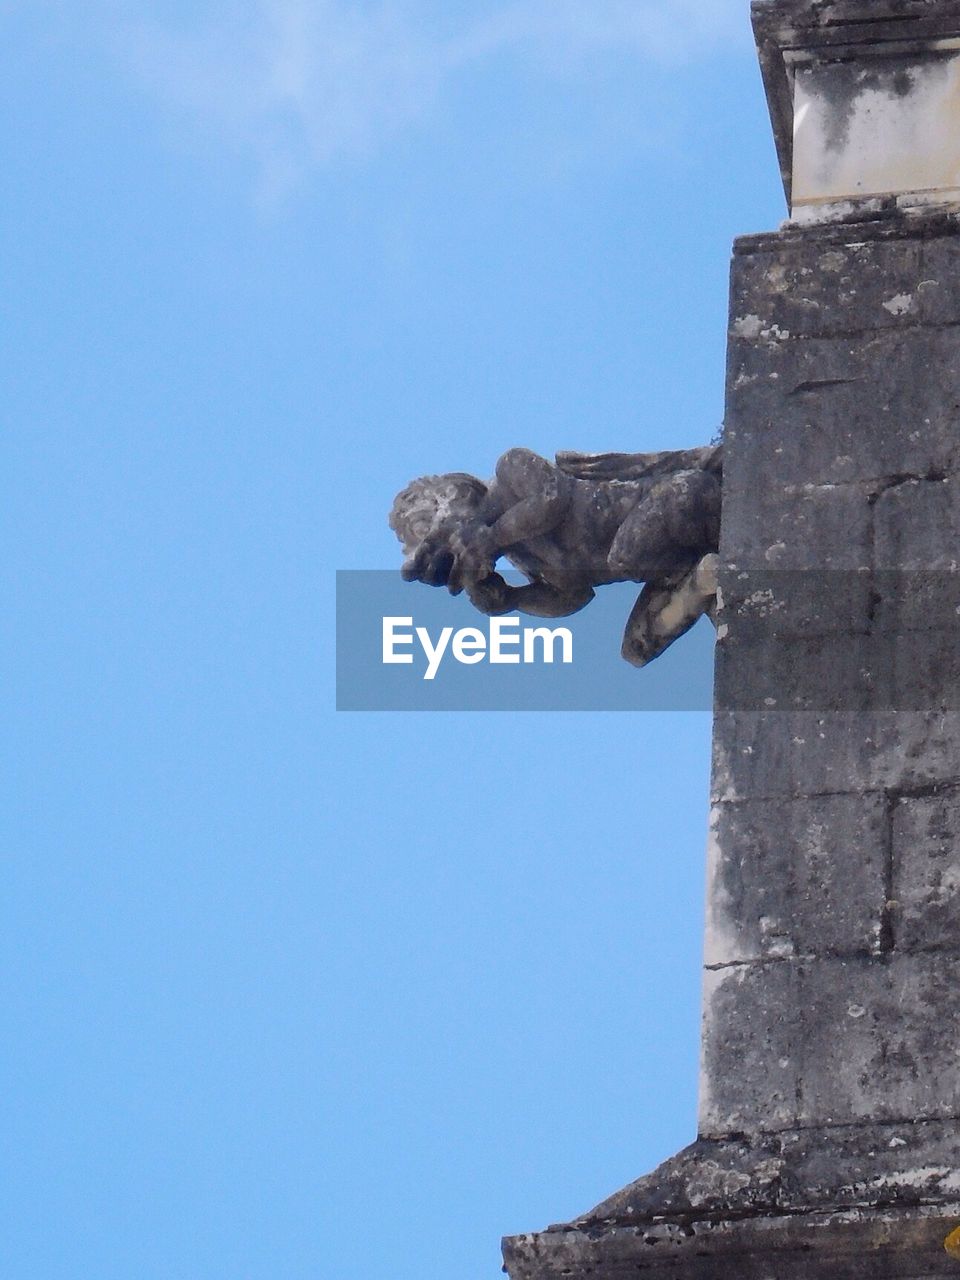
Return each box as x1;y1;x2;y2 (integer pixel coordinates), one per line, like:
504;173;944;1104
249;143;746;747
502;1124;960;1279
502;1204;960;1280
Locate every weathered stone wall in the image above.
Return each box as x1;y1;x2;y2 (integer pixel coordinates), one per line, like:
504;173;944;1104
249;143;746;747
704;213;960;1152
502;210;960;1280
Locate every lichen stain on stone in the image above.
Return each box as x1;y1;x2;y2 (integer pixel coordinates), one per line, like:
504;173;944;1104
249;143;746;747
733;314;764;339
764;263;788;291
732;314;791;344
819;250;847;273
684;1161;753;1208
737;585;789;625
882;292;915;316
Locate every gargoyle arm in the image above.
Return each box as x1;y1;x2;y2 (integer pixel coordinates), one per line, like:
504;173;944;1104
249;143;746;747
447;450;573;592
466;574;595;618
484;448;572;551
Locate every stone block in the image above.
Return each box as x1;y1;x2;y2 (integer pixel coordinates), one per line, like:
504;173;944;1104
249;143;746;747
870;570;960;634
714;631;883;713
705;794;887;966
730;218;960;331
795;953;960;1127
914;232;960;327
715;625;960;713
724;339;868;492
699;962;801;1137
893;787;960;952
779;1118;960;1212
711;711;960;801
718;567;873;638
730;236;926;341
885;628;960;713
724;327;960;490
720;477;873;571
874;475;960;571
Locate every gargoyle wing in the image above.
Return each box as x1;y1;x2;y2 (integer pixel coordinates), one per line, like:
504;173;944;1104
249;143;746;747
555;444;722;483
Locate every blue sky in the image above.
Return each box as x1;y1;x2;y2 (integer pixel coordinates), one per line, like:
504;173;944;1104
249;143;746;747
4;4;785;1277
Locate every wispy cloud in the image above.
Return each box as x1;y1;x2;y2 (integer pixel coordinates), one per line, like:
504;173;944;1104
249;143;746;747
453;0;738;62
117;0;741;195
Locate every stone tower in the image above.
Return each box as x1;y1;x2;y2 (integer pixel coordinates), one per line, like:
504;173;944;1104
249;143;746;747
503;2;960;1276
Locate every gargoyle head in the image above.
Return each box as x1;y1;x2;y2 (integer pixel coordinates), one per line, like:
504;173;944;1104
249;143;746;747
389;473;488;585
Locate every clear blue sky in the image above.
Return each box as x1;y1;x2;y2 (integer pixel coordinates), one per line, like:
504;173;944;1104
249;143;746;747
4;4;785;1277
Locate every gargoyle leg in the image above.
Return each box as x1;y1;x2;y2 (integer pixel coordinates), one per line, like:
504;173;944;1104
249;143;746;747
607;469;721;580
621;554;720;668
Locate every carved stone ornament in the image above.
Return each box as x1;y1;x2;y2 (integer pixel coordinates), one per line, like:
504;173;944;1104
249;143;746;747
390;445;722;667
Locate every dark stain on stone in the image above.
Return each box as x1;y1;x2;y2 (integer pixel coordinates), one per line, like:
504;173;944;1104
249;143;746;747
803;52;951;156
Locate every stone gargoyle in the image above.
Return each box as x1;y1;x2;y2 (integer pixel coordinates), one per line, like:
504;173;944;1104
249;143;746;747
389;444;722;667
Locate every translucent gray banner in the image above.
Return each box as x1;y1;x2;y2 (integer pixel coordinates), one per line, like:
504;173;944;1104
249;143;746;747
337;569;960;712
336;571;716;711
